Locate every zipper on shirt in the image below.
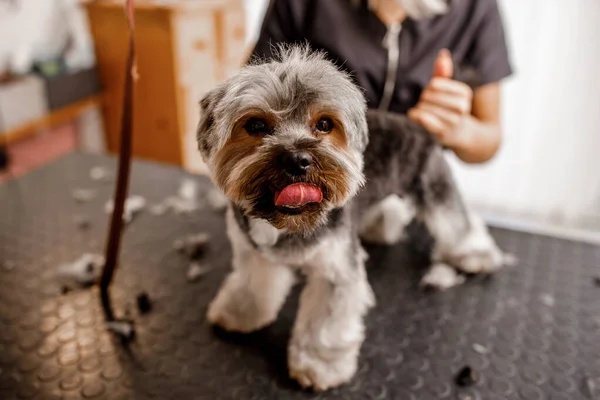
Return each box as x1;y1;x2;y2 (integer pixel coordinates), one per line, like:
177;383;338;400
379;22;402;111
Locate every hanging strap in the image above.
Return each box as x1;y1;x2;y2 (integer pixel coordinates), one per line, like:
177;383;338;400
100;0;137;321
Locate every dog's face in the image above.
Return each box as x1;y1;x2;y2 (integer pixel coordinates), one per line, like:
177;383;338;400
197;47;368;233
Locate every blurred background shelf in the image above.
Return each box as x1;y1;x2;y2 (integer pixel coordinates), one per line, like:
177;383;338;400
2;95;102;145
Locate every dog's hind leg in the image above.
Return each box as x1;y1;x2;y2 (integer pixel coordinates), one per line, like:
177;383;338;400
358;194;416;245
207;208;296;333
416;148;514;289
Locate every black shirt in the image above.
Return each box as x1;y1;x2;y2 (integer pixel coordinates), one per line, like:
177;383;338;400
252;0;513;114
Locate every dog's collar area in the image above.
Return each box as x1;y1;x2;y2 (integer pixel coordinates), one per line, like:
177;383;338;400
248;217;283;247
231;204;346;249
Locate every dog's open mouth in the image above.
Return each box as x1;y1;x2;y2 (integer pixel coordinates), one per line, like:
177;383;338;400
274;183;322;214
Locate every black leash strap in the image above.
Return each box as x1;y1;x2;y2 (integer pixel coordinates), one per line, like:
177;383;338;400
100;0;137;321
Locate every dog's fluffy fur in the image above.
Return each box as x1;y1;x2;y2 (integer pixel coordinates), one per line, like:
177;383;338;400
196;46;513;390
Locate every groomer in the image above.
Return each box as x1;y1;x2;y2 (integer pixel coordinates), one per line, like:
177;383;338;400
250;0;513;163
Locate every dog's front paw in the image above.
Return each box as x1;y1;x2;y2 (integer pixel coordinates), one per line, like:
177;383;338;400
207;292;275;333
288;343;358;391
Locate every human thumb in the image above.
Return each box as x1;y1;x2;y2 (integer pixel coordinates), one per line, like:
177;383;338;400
433;49;453;79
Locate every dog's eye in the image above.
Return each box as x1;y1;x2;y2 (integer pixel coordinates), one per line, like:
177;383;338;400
243;117;271;135
315;117;334;133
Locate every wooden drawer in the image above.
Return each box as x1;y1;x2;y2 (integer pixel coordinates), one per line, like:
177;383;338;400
85;0;246;173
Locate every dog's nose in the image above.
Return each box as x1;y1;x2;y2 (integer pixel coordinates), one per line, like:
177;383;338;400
280;151;313;175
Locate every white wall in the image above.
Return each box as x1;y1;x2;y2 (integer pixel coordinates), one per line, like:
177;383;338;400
448;0;600;223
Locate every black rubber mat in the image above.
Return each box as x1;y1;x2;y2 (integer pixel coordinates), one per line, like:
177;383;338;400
1;153;599;400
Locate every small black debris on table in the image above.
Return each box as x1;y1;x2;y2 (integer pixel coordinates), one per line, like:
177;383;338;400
593;277;600;287
136;292;152;314
455;366;480;387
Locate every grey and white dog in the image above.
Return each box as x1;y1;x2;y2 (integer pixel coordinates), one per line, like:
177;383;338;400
196;46;513;391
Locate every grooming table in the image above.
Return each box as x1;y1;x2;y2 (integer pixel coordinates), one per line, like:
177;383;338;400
1;153;599;400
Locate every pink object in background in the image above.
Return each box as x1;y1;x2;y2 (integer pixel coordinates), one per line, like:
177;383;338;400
0;122;77;184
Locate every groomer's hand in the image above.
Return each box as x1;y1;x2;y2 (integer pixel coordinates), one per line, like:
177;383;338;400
408;49;473;149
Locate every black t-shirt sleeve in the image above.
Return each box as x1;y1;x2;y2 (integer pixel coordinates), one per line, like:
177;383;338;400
251;0;308;60
465;0;513;86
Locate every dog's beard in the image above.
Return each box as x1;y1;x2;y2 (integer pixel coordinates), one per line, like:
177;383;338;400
394;0;448;19
216;144;363;233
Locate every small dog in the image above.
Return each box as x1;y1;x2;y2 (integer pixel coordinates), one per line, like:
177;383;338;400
196;46;513;390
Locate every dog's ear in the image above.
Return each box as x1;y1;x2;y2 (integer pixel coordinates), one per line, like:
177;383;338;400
197;87;224;161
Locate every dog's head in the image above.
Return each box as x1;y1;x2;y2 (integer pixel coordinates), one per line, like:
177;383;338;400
197;45;368;233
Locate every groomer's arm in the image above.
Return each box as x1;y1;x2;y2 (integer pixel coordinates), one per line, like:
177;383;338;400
408;50;502;164
409;0;512;163
453;81;502;163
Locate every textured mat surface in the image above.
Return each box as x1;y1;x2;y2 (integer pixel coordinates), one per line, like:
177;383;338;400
1;153;599;400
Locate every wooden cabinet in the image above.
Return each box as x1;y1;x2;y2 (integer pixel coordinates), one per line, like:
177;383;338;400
85;0;246;173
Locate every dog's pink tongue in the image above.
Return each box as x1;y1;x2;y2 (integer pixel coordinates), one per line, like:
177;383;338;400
275;183;323;207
